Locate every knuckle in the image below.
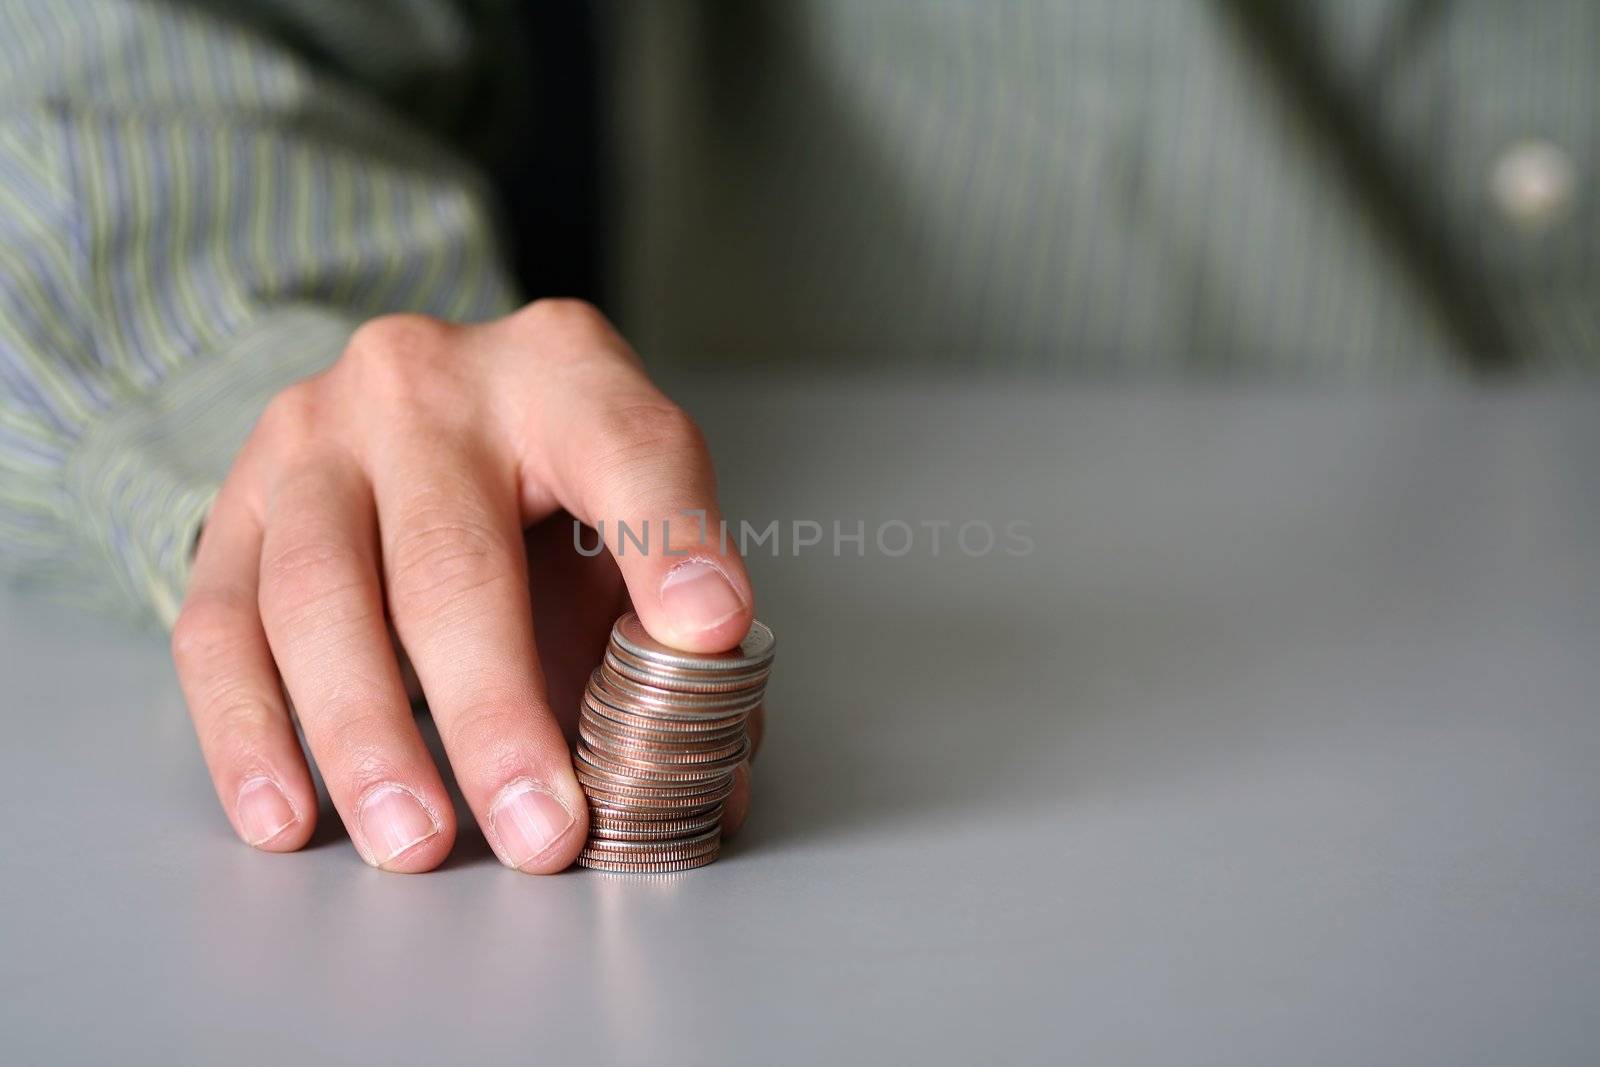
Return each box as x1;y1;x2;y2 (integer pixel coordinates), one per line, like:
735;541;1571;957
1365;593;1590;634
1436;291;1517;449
255;381;322;444
509;298;634;370
593;401;706;466
347;313;450;363
316;707;441;806
258;538;371;624
520;297;609;337
324;705;400;763
342;313;455;405
440;701;537;775
386;514;513;612
171;591;254;672
198;693;283;757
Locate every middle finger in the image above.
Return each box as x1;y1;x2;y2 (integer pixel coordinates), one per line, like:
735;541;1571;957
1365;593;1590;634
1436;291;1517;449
373;427;588;874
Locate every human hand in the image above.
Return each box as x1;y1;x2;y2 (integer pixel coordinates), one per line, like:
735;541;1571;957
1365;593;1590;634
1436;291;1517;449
170;300;762;872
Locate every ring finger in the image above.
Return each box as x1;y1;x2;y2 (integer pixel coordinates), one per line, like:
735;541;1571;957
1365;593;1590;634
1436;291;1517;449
257;449;455;871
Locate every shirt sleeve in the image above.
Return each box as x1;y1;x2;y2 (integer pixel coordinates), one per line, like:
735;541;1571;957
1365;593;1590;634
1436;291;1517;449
0;0;520;626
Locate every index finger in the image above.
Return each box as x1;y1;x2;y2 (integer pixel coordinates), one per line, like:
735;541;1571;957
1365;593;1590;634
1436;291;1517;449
498;301;756;654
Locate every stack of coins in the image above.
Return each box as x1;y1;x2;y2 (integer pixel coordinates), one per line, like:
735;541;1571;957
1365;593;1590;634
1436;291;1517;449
573;612;775;872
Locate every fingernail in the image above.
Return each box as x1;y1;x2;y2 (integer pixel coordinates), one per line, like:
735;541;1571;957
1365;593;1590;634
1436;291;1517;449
357;784;439;866
490;779;575;870
660;559;746;633
236;776;297;846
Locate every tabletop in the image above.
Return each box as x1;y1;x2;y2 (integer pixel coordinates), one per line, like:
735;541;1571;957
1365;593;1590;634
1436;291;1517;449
3;384;1597;1066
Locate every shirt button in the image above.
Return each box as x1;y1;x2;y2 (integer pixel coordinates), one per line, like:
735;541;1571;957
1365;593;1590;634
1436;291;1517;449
1490;139;1576;229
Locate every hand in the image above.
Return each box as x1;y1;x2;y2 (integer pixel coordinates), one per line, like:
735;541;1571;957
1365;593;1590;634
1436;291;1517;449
170;300;762;872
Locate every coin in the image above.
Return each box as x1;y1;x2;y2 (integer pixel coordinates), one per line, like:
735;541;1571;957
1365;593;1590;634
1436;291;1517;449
611;614;776;673
580;722;749;762
579;844;720;867
591;669;763;718
604;645;772;687
570;612;774;873
578;740;749;781
580;700;742;735
581;707;748;748
573;849;721;873
584;778;727;799
603;650;771;695
575;770;731;798
575;770;735;802
582;800;725;820
588;800;725;822
573;748;742;786
580;826;720;853
587;695;754;728
589;812;723;841
579;829;722;864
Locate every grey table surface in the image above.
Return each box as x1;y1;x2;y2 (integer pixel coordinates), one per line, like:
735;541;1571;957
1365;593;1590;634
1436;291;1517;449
2;385;1598;1066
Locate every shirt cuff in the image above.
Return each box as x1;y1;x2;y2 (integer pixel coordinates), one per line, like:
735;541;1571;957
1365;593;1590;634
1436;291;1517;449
65;305;361;627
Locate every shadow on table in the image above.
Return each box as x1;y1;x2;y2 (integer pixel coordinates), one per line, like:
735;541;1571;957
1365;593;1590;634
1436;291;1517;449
726;595;1089;854
724;580;1291;857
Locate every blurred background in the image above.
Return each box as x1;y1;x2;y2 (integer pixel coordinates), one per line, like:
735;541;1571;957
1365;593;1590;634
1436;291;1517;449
481;0;1596;378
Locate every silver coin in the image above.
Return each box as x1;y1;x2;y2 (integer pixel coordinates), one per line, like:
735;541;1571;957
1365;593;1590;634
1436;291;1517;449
575;849;720;873
605;644;772;687
580;709;747;747
582;844;720;870
592;668;764;717
603;650;771;695
576;767;739;799
589;811;723;840
610;612;776;673
574;760;737;797
584;682;755;727
575;766;737;799
589;799;726;821
578;740;749;781
581;701;748;745
579;785;734;811
579;826;721;854
584;695;752;736
579;720;748;761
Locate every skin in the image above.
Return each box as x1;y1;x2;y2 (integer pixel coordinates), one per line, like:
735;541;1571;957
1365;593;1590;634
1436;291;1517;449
170;299;765;873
